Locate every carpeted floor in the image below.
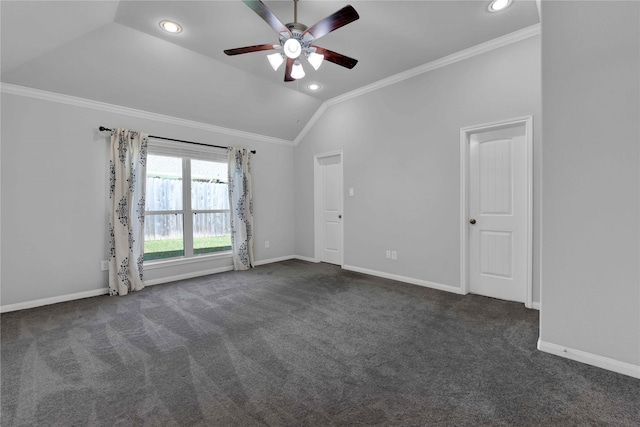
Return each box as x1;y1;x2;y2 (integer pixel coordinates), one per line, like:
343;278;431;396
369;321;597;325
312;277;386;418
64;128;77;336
1;260;638;426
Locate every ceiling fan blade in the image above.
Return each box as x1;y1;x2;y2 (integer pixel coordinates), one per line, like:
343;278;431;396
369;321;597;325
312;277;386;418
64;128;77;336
242;0;292;36
313;47;358;69
303;5;359;40
224;44;277;56
284;57;295;82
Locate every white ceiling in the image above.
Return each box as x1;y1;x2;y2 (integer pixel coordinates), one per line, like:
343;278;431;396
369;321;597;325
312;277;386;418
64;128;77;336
1;1;540;141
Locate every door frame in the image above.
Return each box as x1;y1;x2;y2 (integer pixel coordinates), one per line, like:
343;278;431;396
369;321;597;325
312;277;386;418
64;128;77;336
460;116;533;308
314;150;344;265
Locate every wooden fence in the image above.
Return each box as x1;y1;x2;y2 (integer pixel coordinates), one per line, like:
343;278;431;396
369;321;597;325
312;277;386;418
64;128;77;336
144;177;230;240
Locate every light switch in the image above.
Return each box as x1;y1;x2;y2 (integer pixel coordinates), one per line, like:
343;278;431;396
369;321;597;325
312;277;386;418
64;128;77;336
349;188;354;197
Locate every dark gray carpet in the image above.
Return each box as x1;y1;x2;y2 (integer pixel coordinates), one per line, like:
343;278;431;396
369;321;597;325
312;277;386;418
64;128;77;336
1;260;638;426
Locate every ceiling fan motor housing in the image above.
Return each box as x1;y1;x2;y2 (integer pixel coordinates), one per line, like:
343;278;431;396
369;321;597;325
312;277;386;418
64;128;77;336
286;22;307;32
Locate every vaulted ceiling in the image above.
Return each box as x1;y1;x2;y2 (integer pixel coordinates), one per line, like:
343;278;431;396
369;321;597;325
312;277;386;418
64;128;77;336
1;1;540;141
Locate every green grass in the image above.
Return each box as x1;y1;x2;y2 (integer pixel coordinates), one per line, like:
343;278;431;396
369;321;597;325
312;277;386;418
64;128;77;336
144;236;232;261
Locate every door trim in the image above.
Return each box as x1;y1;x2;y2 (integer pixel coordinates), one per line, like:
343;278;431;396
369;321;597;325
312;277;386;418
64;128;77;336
460;116;533;308
314;150;344;266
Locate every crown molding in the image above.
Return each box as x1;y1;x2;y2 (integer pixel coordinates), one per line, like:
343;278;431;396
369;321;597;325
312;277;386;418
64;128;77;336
2;23;540;149
293;102;328;146
328;24;540;107
1;83;295;146
293;23;541;145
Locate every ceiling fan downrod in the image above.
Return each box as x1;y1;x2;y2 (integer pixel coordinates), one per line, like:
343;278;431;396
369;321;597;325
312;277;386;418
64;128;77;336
286;0;307;32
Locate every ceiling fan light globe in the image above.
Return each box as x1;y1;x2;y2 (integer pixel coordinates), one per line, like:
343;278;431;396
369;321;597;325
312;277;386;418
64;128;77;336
267;53;284;70
291;60;305;79
284;38;302;59
308;52;324;70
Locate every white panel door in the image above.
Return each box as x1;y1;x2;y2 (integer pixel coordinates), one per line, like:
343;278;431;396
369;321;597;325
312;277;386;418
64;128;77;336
319;155;343;265
469;125;527;302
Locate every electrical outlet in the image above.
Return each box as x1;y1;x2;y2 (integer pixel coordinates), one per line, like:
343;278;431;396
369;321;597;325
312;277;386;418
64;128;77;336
100;260;109;271
386;250;391;259
391;251;397;260
265;240;270;248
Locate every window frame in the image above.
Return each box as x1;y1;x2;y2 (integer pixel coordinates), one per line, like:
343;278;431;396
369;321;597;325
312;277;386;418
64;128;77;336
144;138;231;265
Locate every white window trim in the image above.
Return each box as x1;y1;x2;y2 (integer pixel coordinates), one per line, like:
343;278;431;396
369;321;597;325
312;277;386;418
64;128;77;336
144;138;231;265
144;251;232;269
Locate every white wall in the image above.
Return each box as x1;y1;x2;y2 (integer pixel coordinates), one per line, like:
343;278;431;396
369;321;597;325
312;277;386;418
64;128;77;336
1;91;295;308
295;36;542;301
540;1;640;373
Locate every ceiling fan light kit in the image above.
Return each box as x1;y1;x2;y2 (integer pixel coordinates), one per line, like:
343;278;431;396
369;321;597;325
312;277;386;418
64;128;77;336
224;0;359;82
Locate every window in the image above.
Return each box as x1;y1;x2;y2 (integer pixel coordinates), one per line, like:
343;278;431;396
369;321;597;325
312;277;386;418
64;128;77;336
144;140;230;262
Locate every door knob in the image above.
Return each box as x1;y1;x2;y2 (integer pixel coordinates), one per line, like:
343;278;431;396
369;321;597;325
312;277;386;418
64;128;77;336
338;215;342;219
469;218;476;225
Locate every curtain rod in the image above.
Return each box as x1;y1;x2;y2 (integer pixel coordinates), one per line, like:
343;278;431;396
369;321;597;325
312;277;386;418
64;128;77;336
99;127;256;154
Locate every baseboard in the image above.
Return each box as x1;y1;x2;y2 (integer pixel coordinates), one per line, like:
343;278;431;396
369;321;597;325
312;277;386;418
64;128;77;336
1;288;109;313
1;259;469;313
342;265;465;295
255;255;321;265
537;339;640;379
143;265;234;286
294;255;320;263
0;257;310;313
253;255;296;266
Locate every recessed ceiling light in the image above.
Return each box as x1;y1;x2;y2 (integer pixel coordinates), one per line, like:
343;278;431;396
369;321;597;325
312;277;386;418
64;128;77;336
160;20;182;34
488;0;512;12
307;83;321;91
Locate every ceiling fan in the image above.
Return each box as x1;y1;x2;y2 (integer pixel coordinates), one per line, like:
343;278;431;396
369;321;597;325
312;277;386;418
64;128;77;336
224;0;359;82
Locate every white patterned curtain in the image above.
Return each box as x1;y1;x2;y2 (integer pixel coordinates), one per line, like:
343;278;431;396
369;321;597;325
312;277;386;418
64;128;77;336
228;148;254;270
108;129;148;295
